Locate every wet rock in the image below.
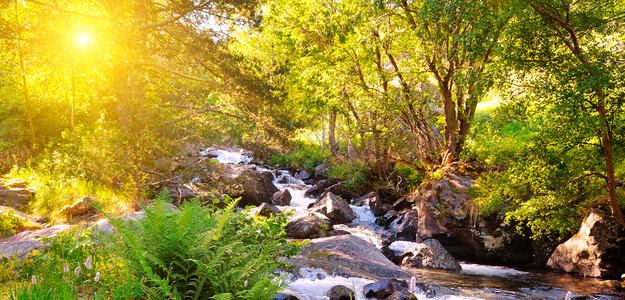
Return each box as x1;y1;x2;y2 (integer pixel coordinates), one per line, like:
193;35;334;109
327;285;355;300
272;190;292;206
287;235;411;280
271;294;300;300
352;192;384;216
0;225;74;260
401;239;461;272
285;212;332;239
392;197;412;212
304;178;340;199
295;169;312;181
60;196;94;216
391;210;419;242
324;183;359;202
311;192;356;224
363;279;408;299
0;180;33;209
547;208;625;278
314;162;331;180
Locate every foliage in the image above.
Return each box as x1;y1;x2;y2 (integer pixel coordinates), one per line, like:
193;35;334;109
329;160;368;190
5;227;142;300
105;190;299;299
0;210;23;238
267;141;327;171
392;164;426;191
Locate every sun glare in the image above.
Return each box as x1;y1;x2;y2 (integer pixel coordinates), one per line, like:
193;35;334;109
75;32;92;48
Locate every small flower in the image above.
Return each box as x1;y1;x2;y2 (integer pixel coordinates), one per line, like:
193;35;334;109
63;262;69;273
85;255;93;270
94;271;101;282
31;275;37;284
409;276;417;294
74;266;81;275
243;280;248;287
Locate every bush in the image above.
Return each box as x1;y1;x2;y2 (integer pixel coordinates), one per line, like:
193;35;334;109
328;160;367;189
267;142;326;171
105;190;299;299
0;210;22;238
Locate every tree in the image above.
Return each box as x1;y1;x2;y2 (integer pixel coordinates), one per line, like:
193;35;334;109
506;0;625;227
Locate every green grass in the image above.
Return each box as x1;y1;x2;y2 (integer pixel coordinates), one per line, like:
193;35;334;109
267;141;327;171
6;167;132;223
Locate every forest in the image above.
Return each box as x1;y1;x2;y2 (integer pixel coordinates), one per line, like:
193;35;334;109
0;0;624;299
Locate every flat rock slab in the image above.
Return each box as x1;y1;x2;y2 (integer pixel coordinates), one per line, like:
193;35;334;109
288;234;411;280
0;225;74;260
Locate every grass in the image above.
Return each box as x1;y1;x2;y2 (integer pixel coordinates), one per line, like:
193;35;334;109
6;167;133;224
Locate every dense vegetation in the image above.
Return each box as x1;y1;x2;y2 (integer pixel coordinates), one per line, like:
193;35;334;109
0;0;624;295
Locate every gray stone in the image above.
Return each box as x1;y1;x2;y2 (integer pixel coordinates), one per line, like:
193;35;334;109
363;279;408;299
287;235;411;280
285;212;331;239
324;183;359;202
314;162;331;180
547;209;625;278
311;192;356;224
352;192;384;216
0;225;74;260
272;189;292;206
327;285;355;300
402;238;461;272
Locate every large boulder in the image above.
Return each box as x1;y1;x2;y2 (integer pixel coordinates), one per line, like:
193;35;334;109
272;190;292;206
311;192;356;224
412;162;533;264
210;164;279;207
285;212;332;239
287;234;411;280
390;210;419;242
547;209;625;278
59;196;94;216
314;162;331;180
401;239;462;272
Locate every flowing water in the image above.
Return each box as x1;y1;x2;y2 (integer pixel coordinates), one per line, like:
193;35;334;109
206;148;624;300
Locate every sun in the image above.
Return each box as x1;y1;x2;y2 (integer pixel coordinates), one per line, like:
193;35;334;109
75;32;92;48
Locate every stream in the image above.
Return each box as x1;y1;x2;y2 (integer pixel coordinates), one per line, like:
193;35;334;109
207;149;623;300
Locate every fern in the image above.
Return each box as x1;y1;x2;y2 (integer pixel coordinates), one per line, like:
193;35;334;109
103;189;298;299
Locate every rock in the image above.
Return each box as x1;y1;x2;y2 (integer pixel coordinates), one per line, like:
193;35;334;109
211;164;279;207
386;290;418;300
271;294;300;300
315;162;331;180
304;178;340;199
392;197;412;212
0;225;74;260
363;279;408;299
166;184;197;204
401;239;461;272
324;183;359;202
295;170;312;181
352;192;384;216
0;180;33;209
547;208;625;278
311;192;356;224
272;190;292;206
285;212;331;239
391;210;419;242
287;235;411;280
59;196;94;216
254;203;282;218
327;285;355;300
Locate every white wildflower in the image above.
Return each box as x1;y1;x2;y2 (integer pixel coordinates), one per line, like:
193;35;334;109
31;275;37;284
94;271;101;283
84;255;93;270
409;276;417;294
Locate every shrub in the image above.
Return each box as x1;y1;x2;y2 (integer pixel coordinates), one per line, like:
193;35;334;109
105;190;299;299
0;210;22;238
267;142;326;171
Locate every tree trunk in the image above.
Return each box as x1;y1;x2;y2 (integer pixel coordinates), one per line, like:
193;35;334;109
18;42;35;148
328;111;337;155
598;107;625;227
441;87;457;165
321;112;326;153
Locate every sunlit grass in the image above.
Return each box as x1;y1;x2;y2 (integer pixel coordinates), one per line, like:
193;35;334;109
6;167;133;223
